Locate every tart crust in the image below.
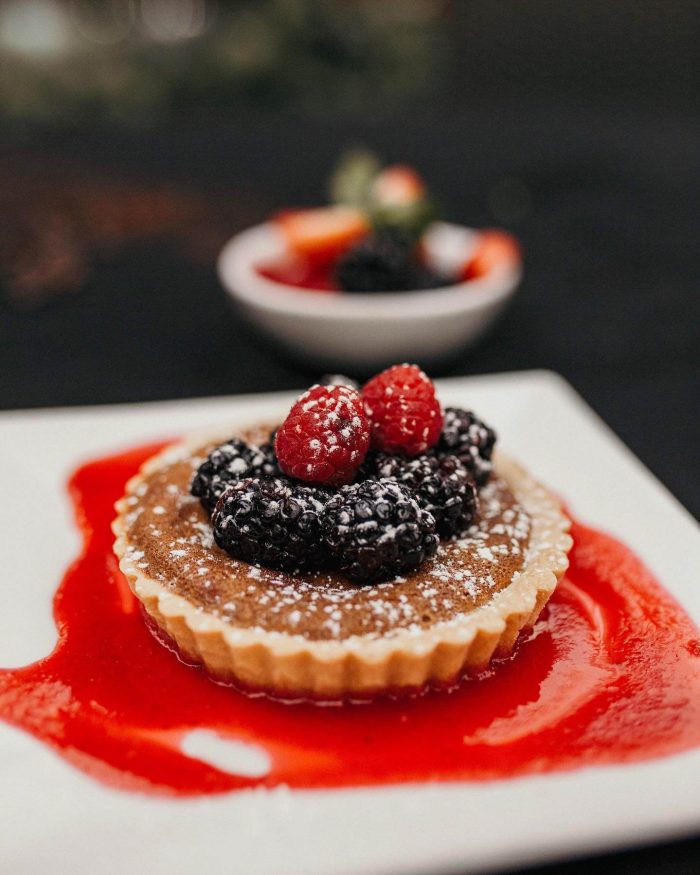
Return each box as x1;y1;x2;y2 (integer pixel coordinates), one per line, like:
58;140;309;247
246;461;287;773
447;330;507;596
112;428;572;700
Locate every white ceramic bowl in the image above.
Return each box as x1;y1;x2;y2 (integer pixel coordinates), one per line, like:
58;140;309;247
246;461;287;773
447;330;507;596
218;221;521;371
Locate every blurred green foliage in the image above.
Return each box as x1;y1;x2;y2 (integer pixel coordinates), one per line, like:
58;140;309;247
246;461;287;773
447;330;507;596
0;0;447;125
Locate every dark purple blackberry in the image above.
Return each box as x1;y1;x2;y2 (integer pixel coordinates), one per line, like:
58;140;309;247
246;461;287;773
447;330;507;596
191;439;280;513
212;477;329;572
335;233;416;292
258;436;278;471
410;266;453;289
323;480;438;584
436;407;496;487
352;448;381;483
371;453;477;539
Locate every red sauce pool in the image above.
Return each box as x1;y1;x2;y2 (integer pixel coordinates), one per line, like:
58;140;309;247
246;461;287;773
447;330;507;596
1;441;699;797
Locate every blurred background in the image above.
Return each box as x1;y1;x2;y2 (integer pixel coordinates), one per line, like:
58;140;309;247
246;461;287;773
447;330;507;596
0;0;698;527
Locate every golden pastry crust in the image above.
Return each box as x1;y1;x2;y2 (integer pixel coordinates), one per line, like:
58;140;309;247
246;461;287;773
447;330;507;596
112;427;571;700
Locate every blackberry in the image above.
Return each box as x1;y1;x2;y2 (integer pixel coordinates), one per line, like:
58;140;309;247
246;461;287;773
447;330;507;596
191;438;280;513
410;266;453;290
323;480;438;584
371;453;477;539
352;448;381;483
212;477;329;572
436;407;496;487
258;436;278;471
335;233;416;293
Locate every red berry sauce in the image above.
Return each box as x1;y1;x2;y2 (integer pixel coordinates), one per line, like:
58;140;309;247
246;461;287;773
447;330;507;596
1;441;699;797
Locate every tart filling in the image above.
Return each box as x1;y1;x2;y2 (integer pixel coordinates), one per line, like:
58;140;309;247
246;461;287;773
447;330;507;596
113;426;571;699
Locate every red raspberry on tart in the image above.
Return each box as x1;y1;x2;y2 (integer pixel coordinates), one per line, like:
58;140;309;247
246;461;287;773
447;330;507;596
362;363;443;456
275;383;370;486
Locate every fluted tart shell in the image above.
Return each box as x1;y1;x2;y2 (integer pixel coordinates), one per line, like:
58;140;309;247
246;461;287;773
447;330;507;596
112;425;572;700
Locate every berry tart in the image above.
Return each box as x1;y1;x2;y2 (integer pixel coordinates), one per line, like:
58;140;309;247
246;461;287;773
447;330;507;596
113;366;571;700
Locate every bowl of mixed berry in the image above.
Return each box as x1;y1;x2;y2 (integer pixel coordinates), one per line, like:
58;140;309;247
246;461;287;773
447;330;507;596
218;151;522;370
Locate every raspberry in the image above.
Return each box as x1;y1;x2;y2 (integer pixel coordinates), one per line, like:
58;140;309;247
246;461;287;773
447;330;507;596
275;384;370;486
212;477;329;572
323;480;438;584
436;407;496;486
362;363;443;456
191;438;279;512
371;453;477;538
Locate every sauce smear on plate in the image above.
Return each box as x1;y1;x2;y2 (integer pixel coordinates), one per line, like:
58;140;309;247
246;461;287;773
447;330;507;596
1;442;699;796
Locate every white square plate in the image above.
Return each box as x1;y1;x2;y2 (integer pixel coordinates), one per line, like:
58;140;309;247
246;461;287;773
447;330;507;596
1;370;699;875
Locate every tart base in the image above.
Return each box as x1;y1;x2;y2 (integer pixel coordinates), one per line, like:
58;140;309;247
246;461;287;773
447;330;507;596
113;438;571;701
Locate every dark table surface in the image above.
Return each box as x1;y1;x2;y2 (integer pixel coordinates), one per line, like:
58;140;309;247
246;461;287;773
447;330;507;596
1;99;698;873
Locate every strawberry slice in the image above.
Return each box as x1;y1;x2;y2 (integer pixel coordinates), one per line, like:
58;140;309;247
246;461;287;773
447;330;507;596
257;257;339;292
461;230;521;280
371;165;426;206
273;206;369;267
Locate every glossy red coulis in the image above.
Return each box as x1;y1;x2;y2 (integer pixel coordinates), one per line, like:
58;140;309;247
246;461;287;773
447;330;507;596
1;442;700;797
